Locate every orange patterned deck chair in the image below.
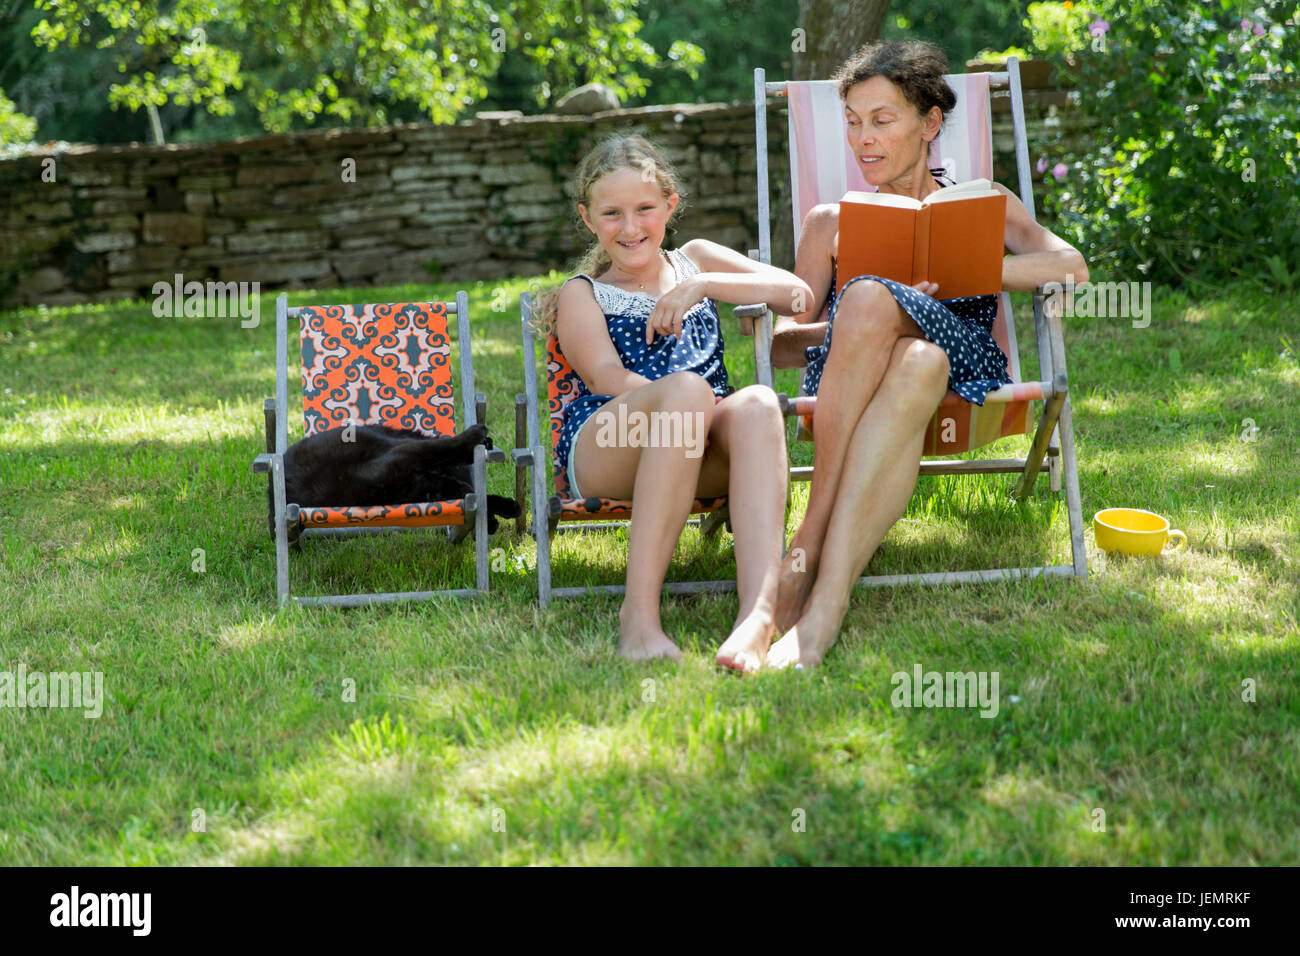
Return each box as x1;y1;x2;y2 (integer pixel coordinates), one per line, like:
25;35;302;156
750;59;1087;585
252;292;509;608
515;291;771;607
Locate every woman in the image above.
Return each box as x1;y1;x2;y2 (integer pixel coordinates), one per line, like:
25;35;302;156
767;41;1089;669
535;134;813;672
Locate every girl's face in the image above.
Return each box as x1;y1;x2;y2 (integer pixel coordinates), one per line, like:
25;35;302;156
843;76;942;187
578;166;679;273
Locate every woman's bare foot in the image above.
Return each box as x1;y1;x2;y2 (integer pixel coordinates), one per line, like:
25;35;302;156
774;539;818;633
767;594;849;670
618;606;683;662
715;611;777;674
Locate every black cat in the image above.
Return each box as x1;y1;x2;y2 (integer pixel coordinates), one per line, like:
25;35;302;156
270;423;520;540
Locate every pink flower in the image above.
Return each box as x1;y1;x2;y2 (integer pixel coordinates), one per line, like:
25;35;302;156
1052;163;1068;181
1254;23;1265;36
1036;157;1049;174
1241;19;1252;32
1089;19;1110;37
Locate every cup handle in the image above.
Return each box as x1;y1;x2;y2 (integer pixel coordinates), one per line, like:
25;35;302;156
1163;529;1187;555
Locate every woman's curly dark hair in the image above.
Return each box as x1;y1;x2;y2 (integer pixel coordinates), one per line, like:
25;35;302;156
832;40;956;119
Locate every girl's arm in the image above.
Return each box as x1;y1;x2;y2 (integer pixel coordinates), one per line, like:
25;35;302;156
556;278;650;396
680;237;815;314
996;183;1090;291
644;237;815;344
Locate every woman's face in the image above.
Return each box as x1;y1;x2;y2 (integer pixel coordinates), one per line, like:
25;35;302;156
843;75;942;187
578;166;679;274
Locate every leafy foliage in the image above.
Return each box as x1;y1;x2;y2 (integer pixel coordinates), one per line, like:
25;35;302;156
886;0;1033;68
7;0;1047;142
0;87;38;149
1025;0;1098;56
1033;0;1299;289
27;0;692;133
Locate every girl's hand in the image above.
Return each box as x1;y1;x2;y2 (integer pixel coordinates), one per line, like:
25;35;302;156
910;280;940;297
645;276;705;344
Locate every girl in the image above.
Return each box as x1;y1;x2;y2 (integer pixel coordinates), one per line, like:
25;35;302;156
535;134;812;672
767;41;1089;669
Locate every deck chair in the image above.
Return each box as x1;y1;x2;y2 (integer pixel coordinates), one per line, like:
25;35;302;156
252;292;511;608
515;291;771;607
749;58;1087;585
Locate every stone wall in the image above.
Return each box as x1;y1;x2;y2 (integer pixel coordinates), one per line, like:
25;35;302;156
0;65;1084;308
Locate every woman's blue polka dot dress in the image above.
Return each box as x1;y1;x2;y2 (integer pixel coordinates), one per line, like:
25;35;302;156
556;248;731;490
801;189;1013;405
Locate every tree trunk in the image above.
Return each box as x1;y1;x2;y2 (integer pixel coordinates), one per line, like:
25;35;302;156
793;0;892;81
768;0;889;269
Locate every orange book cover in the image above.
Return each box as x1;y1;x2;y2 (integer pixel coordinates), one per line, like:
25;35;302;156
837;182;1007;300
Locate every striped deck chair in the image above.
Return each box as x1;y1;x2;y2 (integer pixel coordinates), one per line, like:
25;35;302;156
749;59;1087;585
515;291;770;607
252;292;511;608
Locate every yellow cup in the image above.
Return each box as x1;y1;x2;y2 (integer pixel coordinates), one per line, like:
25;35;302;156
1093;508;1187;557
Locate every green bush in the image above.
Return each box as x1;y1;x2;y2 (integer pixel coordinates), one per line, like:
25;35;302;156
1035;0;1299;290
0;87;37;149
1026;0;1099;57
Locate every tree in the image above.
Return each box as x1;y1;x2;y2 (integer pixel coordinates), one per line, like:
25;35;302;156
793;0;891;80
27;0;699;134
760;0;889;267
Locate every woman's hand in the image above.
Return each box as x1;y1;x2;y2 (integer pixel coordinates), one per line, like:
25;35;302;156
911;280;940;297
645;275;705;344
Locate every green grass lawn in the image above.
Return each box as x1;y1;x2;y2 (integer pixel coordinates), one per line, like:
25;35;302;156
1;276;1296;865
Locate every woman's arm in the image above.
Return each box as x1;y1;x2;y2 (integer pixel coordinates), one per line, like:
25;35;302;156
996;183;1090;291
555;279;650;396
770;203;837;368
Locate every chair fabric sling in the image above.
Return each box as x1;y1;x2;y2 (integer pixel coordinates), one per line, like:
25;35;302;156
295;301;468;530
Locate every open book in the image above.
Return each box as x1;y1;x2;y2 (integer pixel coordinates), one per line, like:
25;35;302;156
837;178;1007;300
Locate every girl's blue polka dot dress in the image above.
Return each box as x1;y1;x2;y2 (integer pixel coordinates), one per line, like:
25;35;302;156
556;248;731;490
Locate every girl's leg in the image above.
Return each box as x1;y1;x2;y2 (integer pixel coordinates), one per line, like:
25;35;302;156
692;385;788;673
769;337;950;669
572;371;718;660
774;279;927;630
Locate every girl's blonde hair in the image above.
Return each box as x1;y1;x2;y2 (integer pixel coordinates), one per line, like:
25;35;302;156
530;133;686;336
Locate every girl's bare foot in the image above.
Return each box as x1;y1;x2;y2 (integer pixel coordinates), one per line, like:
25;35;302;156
618;606;683;662
774;539;818;633
715;611;777;674
767;595;848;670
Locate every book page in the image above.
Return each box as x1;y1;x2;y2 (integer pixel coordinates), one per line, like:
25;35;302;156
842;190;921;210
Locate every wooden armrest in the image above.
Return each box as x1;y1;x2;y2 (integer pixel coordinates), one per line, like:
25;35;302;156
733;303;767;336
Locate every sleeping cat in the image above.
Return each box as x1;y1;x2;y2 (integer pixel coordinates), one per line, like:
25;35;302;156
270;422;520;541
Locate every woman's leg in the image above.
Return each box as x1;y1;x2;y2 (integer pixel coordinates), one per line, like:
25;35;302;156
691;385;788;673
774;279;927;630
768;337;950;669
573;371;718;661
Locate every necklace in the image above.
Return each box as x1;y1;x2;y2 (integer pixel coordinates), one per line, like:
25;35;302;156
611;250;665;293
